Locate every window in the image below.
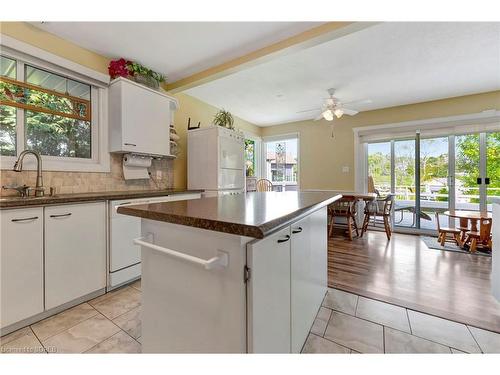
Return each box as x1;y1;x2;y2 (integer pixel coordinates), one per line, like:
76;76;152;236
263;134;299;191
244;139;256;177
0;46;108;172
1;57;92;159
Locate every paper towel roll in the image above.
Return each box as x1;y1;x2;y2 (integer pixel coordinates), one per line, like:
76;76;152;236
123;154;152;180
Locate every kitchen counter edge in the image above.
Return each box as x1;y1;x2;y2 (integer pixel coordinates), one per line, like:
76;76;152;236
0;189;204;209
117;193;343;239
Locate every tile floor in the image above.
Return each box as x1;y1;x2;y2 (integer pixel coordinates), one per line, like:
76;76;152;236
302;288;500;354
1;281;499;354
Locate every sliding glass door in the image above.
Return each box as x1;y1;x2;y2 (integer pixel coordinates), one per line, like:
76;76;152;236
394;139;416;228
419;136;449;230
366;131;498;233
486;132;500;211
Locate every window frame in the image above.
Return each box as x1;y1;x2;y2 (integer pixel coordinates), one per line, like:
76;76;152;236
262;132;300;188
243;131;262;179
0;45;109;172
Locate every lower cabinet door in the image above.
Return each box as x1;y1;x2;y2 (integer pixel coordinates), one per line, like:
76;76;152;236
290;207;328;353
0;208;44;328
247;226;291;353
45;202;106;310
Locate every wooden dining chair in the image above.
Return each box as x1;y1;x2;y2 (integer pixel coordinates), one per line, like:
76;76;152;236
256;179;273;192
435;212;462;247
464;218;493;252
328;197;359;240
361;194;395;240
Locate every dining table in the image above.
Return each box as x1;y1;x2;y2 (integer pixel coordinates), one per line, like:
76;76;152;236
443;210;493;249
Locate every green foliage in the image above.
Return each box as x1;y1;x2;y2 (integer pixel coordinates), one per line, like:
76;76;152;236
368;133;500;201
213;109;234;130
244;139;255;177
0;92;91;158
0;105;16;156
25;110;90;158
127;62;165;83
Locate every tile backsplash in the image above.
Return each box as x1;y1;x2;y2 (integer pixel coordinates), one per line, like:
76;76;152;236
0;154;174;196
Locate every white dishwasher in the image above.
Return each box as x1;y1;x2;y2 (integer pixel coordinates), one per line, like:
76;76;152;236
109;193;201;289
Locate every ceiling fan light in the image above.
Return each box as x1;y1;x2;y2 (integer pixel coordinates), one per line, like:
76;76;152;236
334;108;344;118
322;109;334;121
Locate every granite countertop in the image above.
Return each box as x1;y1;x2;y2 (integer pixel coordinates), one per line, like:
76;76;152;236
117;191;342;238
0;189;203;209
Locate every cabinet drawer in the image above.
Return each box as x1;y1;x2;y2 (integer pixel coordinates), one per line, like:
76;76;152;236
45;202;106;310
0;207;44;328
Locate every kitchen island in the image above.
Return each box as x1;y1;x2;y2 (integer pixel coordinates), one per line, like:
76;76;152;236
117;191;341;353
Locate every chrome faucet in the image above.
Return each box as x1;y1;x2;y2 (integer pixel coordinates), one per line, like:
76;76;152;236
12;150;45;197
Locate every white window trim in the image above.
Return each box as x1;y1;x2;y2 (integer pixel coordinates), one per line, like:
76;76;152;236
0;39;110;172
262;132;300;189
353;110;500;192
242;130;262;179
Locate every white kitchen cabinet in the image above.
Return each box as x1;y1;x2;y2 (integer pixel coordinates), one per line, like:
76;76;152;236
109;77;178;156
247;226;291;353
291;207;328;353
247;207;328;354
0;208;44;329
45;202;106;310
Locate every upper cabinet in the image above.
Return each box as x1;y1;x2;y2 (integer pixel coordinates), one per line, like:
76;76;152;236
109;77;178;156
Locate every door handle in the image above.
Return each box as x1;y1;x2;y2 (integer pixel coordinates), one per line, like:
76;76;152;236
485;177;490;185
477;177;482;184
277;235;290;243
11;216;39;222
49;213;72;218
124;143;137;147
292;227;303;234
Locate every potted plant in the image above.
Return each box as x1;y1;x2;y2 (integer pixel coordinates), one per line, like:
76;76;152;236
213;109;234;130
108;58;166;89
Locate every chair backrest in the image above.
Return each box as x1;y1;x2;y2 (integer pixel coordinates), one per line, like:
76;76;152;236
382;194;395;216
367;176;381;197
368;176;376;193
331;197;356;215
256;179;273;192
479;218;493;241
435;212;442;232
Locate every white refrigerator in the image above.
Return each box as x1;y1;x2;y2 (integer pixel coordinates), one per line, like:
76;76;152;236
188;126;245;196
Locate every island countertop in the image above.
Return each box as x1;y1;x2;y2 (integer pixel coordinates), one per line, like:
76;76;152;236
117;191;342;238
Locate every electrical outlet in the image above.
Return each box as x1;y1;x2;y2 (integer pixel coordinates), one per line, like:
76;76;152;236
156;170;163;179
342;166;349;173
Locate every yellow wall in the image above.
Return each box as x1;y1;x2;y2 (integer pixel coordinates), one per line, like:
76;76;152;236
0;22;110;74
262;91;500;191
172;93;261;188
0;22;261;189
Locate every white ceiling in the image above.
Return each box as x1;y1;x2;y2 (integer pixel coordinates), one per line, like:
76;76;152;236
186;22;500;126
33;22;322;82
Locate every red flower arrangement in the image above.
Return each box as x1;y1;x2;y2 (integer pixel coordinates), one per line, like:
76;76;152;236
108;58;132;79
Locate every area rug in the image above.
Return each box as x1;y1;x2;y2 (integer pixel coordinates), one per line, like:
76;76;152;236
420;236;491;257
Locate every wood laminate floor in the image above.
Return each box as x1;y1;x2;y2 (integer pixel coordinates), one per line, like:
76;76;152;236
328;230;500;333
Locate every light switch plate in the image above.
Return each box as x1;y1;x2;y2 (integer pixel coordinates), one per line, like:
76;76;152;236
342;166;349;173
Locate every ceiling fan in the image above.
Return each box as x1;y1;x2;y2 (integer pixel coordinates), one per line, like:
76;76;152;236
297;88;371;121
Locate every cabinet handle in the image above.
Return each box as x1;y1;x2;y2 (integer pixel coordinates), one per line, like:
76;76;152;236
292;227;303;234
277;235;290;243
49;213;72;218
124;143;137;147
11;216;38;222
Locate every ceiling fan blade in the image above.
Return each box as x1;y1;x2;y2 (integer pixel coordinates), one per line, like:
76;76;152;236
342;108;359;116
313;113;324;121
342;99;372;106
297;107;320;113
